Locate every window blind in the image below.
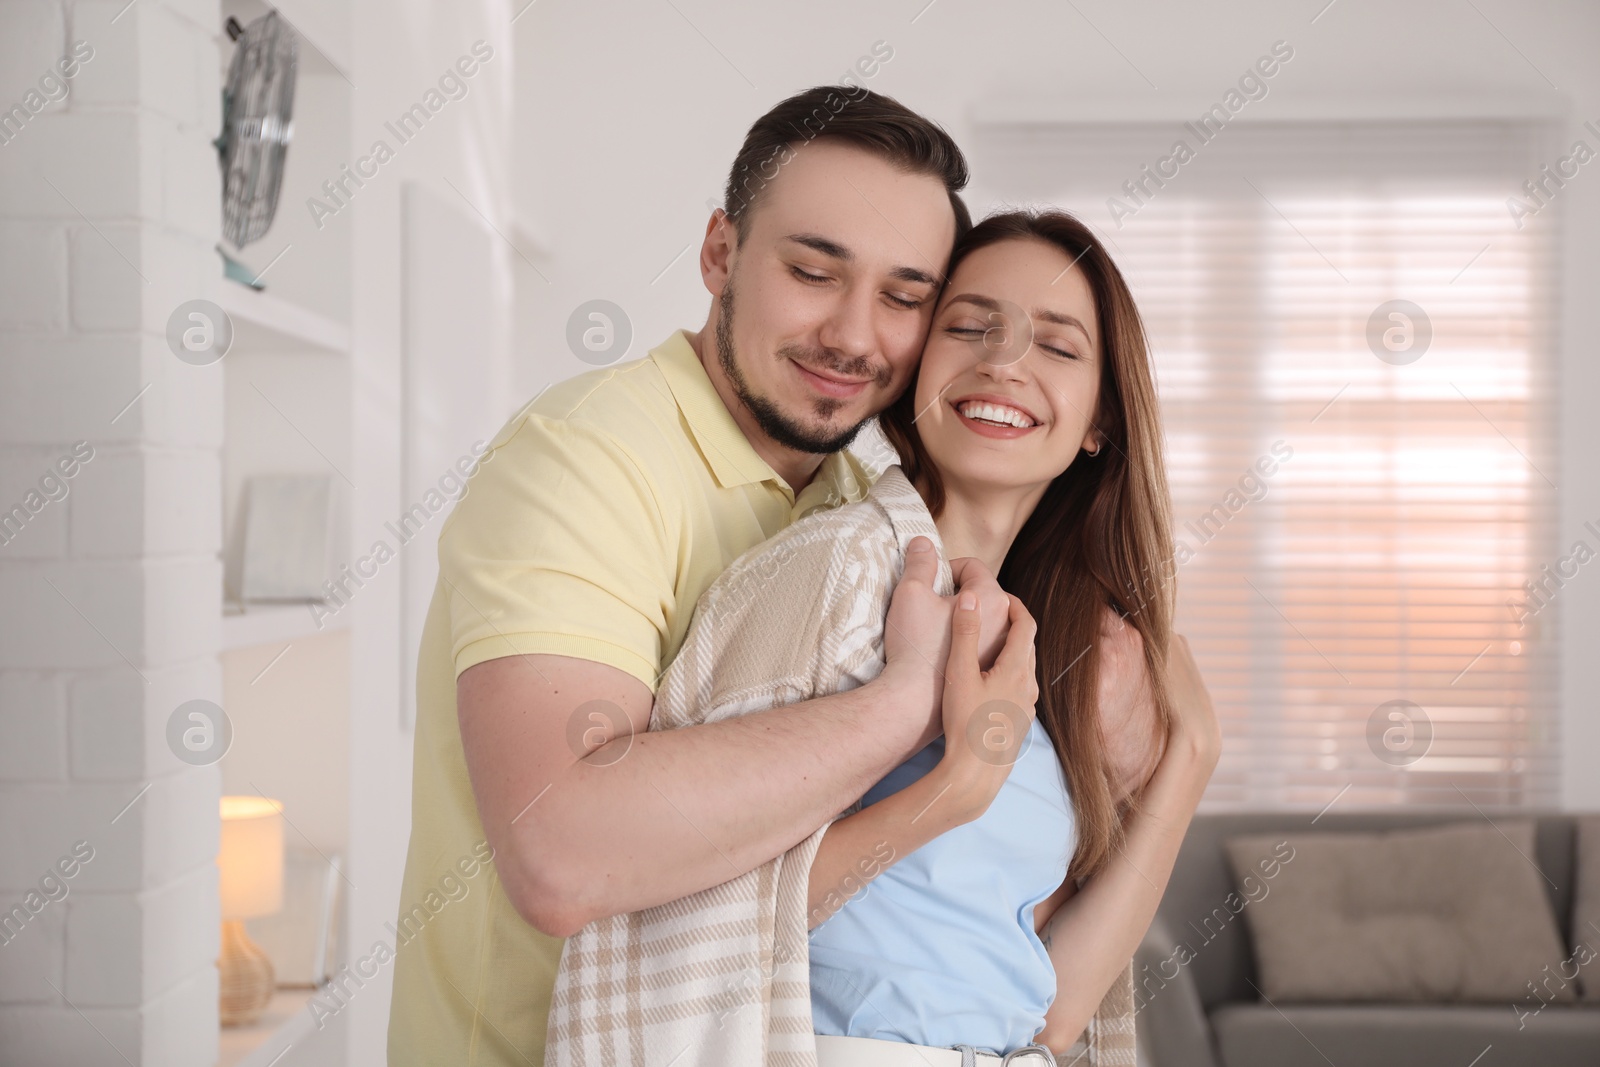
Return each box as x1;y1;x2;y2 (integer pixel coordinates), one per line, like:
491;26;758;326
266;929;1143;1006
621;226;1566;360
970;119;1559;808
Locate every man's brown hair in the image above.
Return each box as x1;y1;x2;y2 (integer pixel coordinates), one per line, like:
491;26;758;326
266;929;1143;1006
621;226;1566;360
721;85;972;252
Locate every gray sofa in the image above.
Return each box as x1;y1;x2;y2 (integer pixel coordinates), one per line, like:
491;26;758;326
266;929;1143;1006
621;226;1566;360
1135;810;1600;1067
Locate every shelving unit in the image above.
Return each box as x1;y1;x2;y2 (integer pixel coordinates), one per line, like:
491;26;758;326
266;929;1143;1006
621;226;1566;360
217;988;345;1067
213;4;355;1065
222;601;348;652
219;285;351;356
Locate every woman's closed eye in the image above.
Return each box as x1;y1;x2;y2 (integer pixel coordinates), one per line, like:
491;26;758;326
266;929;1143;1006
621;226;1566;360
944;322;1079;360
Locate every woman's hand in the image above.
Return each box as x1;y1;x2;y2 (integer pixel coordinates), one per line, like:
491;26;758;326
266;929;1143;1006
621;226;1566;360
881;544;1015;753
935;590;1039;820
807;590;1039;926
948;556;1013;670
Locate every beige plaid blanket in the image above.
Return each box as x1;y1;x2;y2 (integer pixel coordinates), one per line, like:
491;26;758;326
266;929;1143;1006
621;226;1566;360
544;465;1135;1066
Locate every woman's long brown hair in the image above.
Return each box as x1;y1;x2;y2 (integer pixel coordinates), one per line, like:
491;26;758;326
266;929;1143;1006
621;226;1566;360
879;209;1176;883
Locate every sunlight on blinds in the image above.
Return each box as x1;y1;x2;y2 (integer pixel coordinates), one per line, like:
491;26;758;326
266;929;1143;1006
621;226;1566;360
973;121;1557;809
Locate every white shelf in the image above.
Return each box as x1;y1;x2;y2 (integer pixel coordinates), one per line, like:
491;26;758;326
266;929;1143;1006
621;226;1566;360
223;602;348;651
220;282;351;356
218;987;344;1067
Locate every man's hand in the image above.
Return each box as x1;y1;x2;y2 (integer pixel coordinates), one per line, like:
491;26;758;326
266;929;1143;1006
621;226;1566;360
1165;633;1221;772
1095;615;1223;801
1094;607;1162;801
880;539;1015;751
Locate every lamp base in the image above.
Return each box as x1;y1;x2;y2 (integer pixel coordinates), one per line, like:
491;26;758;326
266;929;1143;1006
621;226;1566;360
219;919;275;1026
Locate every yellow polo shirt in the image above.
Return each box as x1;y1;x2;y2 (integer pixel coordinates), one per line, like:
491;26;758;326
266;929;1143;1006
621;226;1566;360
387;330;871;1066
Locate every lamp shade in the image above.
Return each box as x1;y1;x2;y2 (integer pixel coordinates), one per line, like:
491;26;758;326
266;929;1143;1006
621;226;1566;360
219;796;284;921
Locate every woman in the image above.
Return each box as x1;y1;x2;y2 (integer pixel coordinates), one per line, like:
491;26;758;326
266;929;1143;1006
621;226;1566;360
546;210;1220;1066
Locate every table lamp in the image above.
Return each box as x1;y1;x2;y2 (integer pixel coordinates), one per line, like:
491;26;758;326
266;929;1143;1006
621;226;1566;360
218;796;284;1026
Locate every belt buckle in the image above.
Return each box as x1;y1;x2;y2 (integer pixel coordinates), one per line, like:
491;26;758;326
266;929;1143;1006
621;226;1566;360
948;1043;1055;1066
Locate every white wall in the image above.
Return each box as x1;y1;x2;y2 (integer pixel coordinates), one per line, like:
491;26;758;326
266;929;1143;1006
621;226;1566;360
512;0;1600;809
343;0;515;1063
0;0;226;1063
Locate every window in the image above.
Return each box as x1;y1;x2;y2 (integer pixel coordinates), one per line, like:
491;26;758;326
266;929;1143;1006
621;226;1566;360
972;119;1559;807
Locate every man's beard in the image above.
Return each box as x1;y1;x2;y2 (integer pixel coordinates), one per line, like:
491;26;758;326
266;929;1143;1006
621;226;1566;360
715;281;885;456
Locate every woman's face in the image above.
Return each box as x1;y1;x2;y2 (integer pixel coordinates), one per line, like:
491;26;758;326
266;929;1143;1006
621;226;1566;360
912;237;1104;499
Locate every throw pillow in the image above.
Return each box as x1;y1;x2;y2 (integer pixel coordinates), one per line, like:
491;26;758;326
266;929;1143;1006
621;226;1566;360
1225;821;1574;1003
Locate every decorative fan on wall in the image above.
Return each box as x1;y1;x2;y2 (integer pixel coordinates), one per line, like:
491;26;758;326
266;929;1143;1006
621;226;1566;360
215;12;298;288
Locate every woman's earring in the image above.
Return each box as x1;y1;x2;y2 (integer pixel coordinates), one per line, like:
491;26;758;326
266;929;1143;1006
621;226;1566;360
1086;440;1102;457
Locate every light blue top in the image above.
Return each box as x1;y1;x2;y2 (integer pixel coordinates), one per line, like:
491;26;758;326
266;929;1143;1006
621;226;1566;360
807;717;1075;1055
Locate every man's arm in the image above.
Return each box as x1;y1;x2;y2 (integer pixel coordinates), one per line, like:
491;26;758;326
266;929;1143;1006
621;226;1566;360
458;538;996;938
805;590;1038;928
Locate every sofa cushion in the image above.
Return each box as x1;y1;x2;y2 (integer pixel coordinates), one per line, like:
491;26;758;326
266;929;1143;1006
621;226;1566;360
1211;1002;1600;1067
1576;816;1600;1001
1225;822;1574;1003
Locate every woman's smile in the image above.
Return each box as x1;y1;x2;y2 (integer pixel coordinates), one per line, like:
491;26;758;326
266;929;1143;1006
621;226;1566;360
950;393;1043;439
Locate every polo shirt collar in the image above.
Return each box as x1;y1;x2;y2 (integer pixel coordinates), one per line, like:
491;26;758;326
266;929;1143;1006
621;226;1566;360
651;331;873;513
794;449;870;514
652;330;776;490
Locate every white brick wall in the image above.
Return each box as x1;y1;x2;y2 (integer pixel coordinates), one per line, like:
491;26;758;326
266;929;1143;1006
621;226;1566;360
0;112;151;217
70;658;221;781
0;0;225;1063
71;447;223;558
66;223;145;331
0;450;72;558
0;673;68;781
0;906;65;1004
0;1;65;109
0;336;147;445
0;970;218;1067
0;221;69;332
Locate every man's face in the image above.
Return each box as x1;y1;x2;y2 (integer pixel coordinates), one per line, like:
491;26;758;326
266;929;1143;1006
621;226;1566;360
705;139;957;454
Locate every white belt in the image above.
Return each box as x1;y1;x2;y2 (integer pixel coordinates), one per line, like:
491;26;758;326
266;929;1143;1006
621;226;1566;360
813;1033;1057;1066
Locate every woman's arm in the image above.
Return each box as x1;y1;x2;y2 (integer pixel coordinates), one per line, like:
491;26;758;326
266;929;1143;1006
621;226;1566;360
807;591;1039;927
805;758;988;928
1032;636;1220;1053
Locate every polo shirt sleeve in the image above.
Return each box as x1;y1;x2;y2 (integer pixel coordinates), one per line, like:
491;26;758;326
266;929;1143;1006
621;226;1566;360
437;411;674;690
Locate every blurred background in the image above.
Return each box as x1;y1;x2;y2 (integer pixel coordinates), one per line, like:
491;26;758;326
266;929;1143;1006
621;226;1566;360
0;0;1595;1064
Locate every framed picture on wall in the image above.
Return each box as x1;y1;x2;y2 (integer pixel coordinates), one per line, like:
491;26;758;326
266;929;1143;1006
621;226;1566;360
240;474;334;602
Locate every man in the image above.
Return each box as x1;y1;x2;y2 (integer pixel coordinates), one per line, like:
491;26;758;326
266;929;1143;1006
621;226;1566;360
388;85;1021;1065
